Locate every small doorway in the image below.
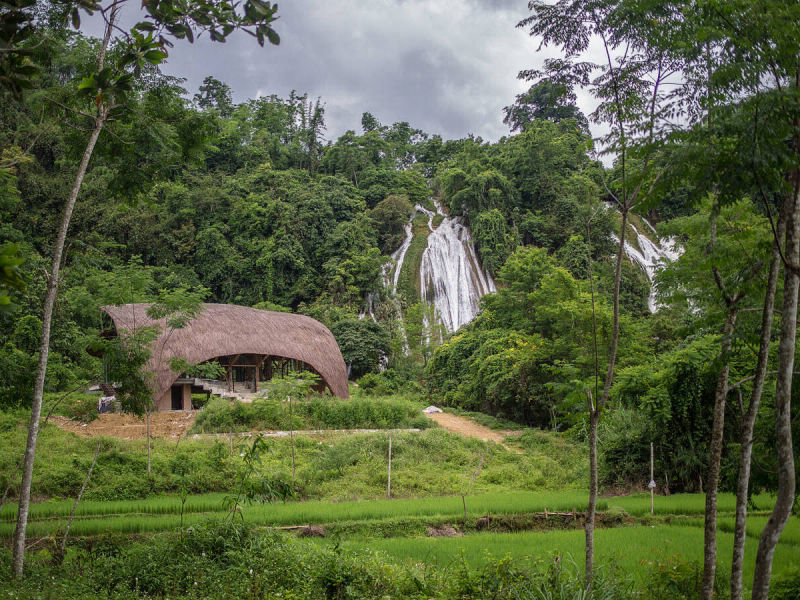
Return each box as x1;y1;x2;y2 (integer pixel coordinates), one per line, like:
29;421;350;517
171;385;183;410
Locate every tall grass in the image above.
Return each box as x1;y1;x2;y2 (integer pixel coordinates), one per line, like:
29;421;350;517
191;395;432;433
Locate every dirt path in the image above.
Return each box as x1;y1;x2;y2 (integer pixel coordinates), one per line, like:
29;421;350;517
51;410;522;450
425;412;521;451
51;412;196;440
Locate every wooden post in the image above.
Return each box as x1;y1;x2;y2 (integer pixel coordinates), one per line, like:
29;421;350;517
255;357;264;393
387;434;393;499
650;442;655;515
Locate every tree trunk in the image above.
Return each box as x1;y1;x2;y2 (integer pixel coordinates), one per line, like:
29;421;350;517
701;307;739;600
11;113;106;578
585;408;600;583
289;396;296;486
387;434;392;499
58;441;101;561
751;183;800;600
10;10;115;575
146;409;151;476
585;209;627;587
730;215;784;600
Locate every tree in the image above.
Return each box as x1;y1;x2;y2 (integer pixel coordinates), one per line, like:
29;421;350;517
503;80;589;133
194;75;234;116
370;194;414;254
633;3;800;596
9;0;281;578
330;318;390;378
0;243;25;312
518;0;679;585
658;199;773;598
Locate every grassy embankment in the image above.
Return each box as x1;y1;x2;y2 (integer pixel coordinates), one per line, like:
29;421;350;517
0;398;586;503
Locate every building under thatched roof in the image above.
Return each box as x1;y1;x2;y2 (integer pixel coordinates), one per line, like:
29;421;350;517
101;303;349;411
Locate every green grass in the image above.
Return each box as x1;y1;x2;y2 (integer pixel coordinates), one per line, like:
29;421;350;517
672;514;800;546
339;524;798;589
606;492;776;517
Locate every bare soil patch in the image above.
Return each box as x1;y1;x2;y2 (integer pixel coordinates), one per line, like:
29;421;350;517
50;412;196;440
425;412;520;452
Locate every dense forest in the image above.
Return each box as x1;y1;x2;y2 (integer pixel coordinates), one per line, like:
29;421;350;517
1;0;799;597
2;20;796;497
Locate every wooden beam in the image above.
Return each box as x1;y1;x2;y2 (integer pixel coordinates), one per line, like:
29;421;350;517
254;356;265;393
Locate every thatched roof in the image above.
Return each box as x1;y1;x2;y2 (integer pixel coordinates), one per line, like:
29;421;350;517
101;303;349;400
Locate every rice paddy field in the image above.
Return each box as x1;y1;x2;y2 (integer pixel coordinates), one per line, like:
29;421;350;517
337;523;800;587
0;490;780;539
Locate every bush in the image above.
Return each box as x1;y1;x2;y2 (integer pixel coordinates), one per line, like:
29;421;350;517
192;395;430;434
598;407;650;489
770;568;800;600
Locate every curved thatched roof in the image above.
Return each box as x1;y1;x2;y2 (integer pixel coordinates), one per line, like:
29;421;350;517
101;303;349;400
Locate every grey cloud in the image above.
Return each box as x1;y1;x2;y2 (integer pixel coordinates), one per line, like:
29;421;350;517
88;0;601;144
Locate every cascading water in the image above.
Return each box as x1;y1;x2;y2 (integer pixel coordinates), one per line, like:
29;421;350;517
419;200;496;333
361;199;497;350
360;220;414;321
612;219;681;312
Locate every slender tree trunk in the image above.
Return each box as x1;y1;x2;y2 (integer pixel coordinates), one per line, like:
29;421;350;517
58;441;101;560
730;216;784;600
146;410;151;476
11;112;106;578
289;396;295;486
585;408;600;582
11;11;115;575
751;183;800;600
387;434;392;499
586;208;628;587
702;307;739;600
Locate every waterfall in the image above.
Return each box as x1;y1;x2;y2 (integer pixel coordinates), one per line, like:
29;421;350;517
390;221;414;292
419;200;496;333
361;199;497;343
613;219;681;312
359;219;414;321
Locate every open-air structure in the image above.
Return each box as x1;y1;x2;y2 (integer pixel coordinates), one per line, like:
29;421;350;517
101;303;349;411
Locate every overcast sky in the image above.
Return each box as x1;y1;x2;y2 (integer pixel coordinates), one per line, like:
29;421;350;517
97;0;603;144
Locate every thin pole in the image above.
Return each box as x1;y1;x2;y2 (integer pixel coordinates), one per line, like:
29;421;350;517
59;441;101;558
289;396;296;486
650;442;655;515
387;434;392;499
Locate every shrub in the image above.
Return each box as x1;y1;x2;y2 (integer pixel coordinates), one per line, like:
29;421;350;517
770;568;800;600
